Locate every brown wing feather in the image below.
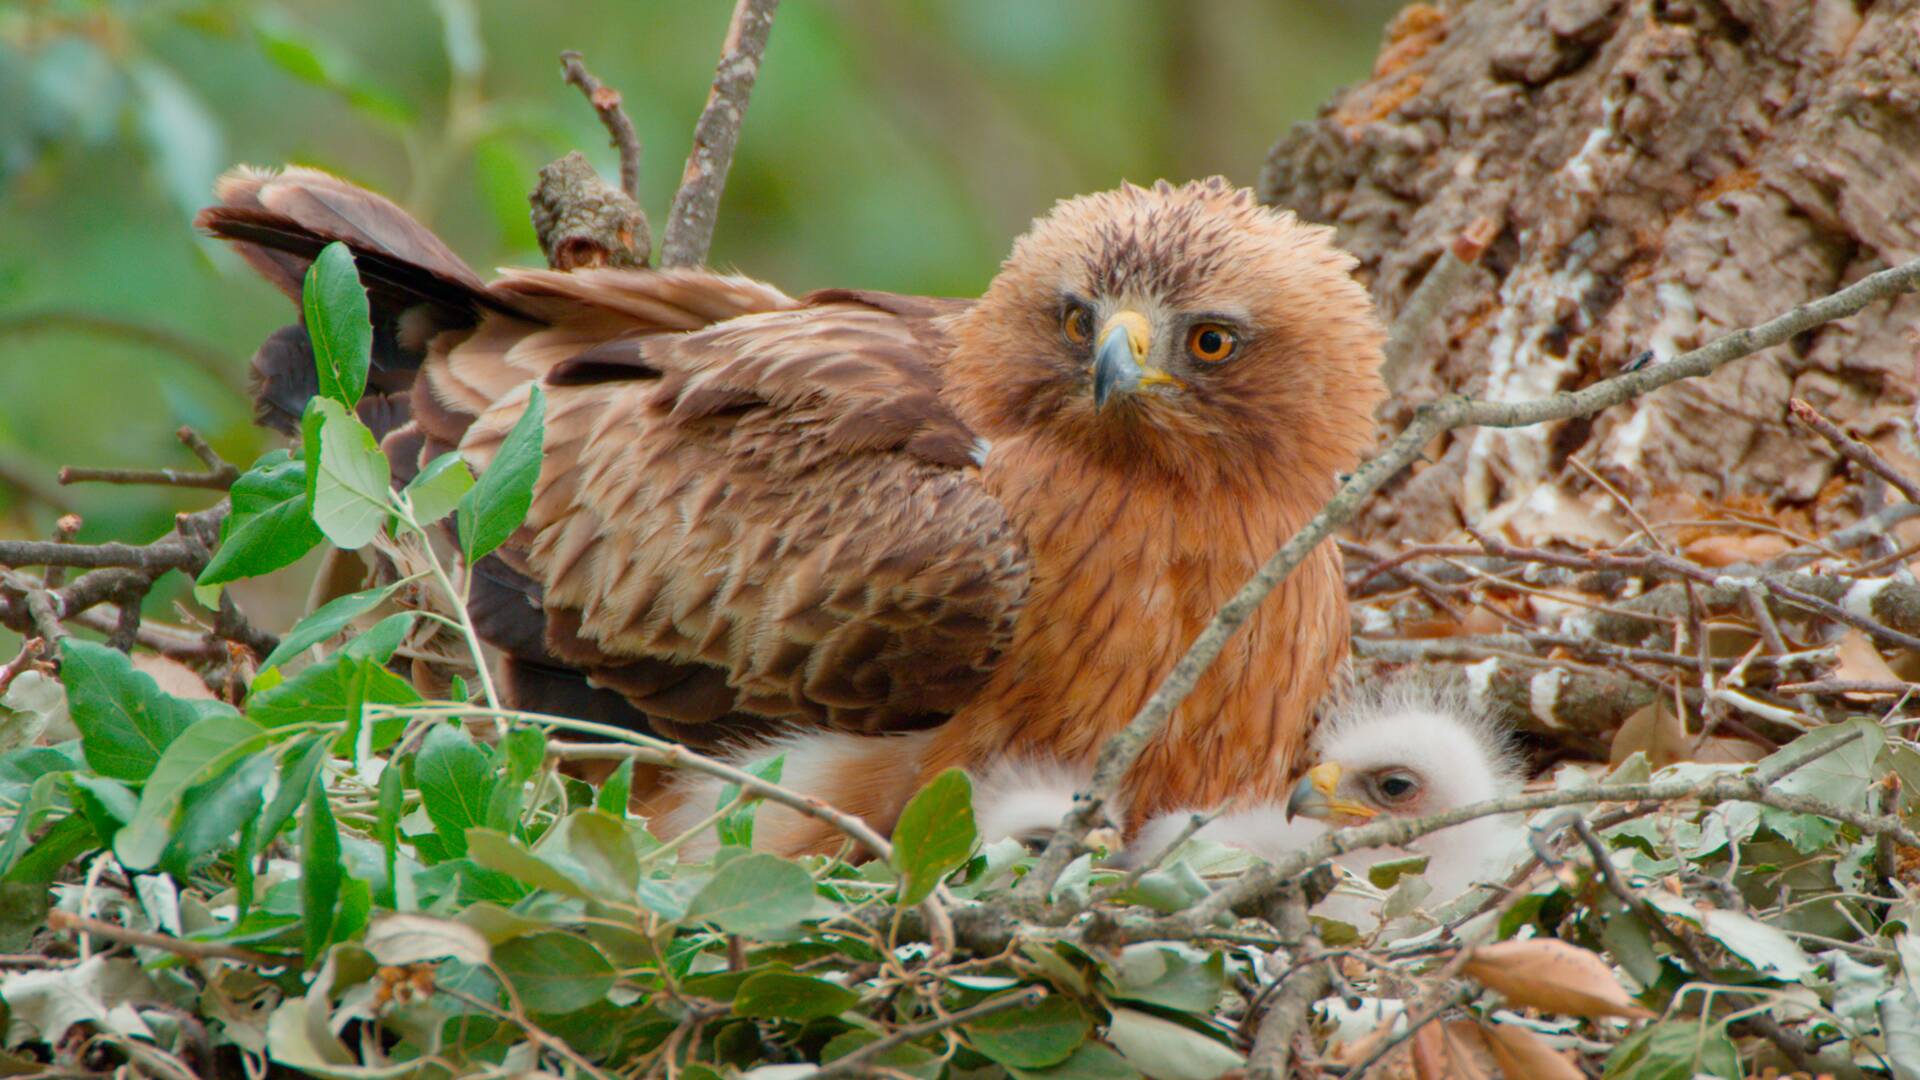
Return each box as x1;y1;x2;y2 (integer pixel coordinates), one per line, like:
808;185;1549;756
460;296;1029;740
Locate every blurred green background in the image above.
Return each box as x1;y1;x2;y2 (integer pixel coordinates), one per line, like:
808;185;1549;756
0;0;1396;631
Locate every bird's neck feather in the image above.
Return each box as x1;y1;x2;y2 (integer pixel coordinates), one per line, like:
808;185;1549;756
927;435;1347;819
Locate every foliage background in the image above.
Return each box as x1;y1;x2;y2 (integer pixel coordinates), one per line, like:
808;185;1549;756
0;0;1396;637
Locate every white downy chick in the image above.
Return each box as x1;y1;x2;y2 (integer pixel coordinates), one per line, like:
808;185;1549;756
1132;681;1526;926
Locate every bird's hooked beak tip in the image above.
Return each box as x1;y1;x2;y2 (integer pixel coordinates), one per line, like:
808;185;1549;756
1092;309;1172;410
1287;762;1376;823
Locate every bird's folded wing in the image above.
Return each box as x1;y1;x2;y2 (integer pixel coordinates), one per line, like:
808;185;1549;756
458;294;1032;741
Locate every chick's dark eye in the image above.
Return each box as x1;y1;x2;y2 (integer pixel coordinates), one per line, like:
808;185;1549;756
1062;305;1093;345
1186;322;1236;363
1372;771;1419;804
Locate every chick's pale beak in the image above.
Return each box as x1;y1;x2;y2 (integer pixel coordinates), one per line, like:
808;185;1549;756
1091;310;1179;410
1286;762;1378;823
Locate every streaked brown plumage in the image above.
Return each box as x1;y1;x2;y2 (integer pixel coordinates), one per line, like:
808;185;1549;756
202;167;1385;852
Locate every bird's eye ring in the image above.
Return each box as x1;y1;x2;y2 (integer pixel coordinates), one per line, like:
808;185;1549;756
1062;305;1094;346
1370;770;1420;805
1186;322;1236;363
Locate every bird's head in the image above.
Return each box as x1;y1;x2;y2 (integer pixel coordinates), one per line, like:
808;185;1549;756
1285;683;1522;829
946;178;1385;488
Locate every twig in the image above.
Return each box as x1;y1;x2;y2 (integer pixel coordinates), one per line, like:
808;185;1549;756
658;0;780;267
1245;880;1329;1079
1777;679;1917;696
47;910;284;967
798;986;1044;1079
1789;398;1920;507
60;426;240;493
59;465;234;491
1016;250;1920;911
559;51;643;200
0;638;44;696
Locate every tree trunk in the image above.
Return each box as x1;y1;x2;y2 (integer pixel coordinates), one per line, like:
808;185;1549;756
1262;0;1920;549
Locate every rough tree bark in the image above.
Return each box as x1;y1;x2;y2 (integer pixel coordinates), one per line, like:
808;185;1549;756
1263;0;1920;548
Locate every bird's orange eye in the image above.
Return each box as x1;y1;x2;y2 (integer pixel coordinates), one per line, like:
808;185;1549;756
1186;323;1236;363
1062;305;1093;345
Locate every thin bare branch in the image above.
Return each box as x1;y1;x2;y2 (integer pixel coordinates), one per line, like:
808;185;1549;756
658;0;780;267
1789;397;1920;507
560;51;643;200
48;910;284;967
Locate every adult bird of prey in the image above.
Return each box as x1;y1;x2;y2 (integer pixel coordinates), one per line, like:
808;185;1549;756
200;167;1386;851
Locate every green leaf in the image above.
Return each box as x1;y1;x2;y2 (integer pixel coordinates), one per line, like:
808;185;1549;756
733;971;860;1021
365;913;490;966
62;639;201;781
67;774;136;845
465;829;590;899
1106;943;1225;1013
965;994;1090;1068
199;454;326;586
457;384;545;562
245;652;420;730
259;735;329;849
1767;718;1885;813
163;752;274;873
685;853;815;935
493;932;614;1012
309;398;391;550
115;712;269;871
1603;1018;1739;1080
535;810;637;902
258;583;402;671
1367;854;1430;890
340;612;414;665
716;752;784;848
404;452;474;527
595;759;634;817
892;768;976;906
300;773;341;964
375;762;404;901
417;724;494;857
0;774;63;879
302;242;371;408
1008;1042;1141;1080
1106;1008;1244;1080
820;1030;941;1078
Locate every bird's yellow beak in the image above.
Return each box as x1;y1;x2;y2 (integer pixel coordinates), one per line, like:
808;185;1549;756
1092;309;1181;410
1286;762;1378;823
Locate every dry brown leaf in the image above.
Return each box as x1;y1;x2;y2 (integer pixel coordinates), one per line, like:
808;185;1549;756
130;653;214;700
1460;938;1653;1019
1435;1019;1497;1080
1609;701;1690;769
1682;532;1791;567
1479;1019;1584;1079
1691;736;1769;764
1409;1021;1447;1080
1834;629;1904;701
